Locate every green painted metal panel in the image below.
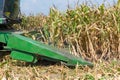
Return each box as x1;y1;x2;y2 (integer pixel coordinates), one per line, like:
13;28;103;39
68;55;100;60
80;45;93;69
7;34;69;61
0;32;8;43
10;51;37;63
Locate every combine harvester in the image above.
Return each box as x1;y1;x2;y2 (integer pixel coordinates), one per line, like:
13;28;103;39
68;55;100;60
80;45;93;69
0;0;93;66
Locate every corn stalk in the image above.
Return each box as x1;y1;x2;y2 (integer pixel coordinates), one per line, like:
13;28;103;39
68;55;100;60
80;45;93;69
117;0;120;8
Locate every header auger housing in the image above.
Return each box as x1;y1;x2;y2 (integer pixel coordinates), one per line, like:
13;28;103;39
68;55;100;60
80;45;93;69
0;0;93;66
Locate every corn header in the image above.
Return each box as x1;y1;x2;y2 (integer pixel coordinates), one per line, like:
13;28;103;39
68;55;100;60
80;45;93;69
0;0;93;66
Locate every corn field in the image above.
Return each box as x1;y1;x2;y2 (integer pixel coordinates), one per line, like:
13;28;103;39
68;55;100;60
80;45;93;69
16;4;120;62
0;3;120;80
